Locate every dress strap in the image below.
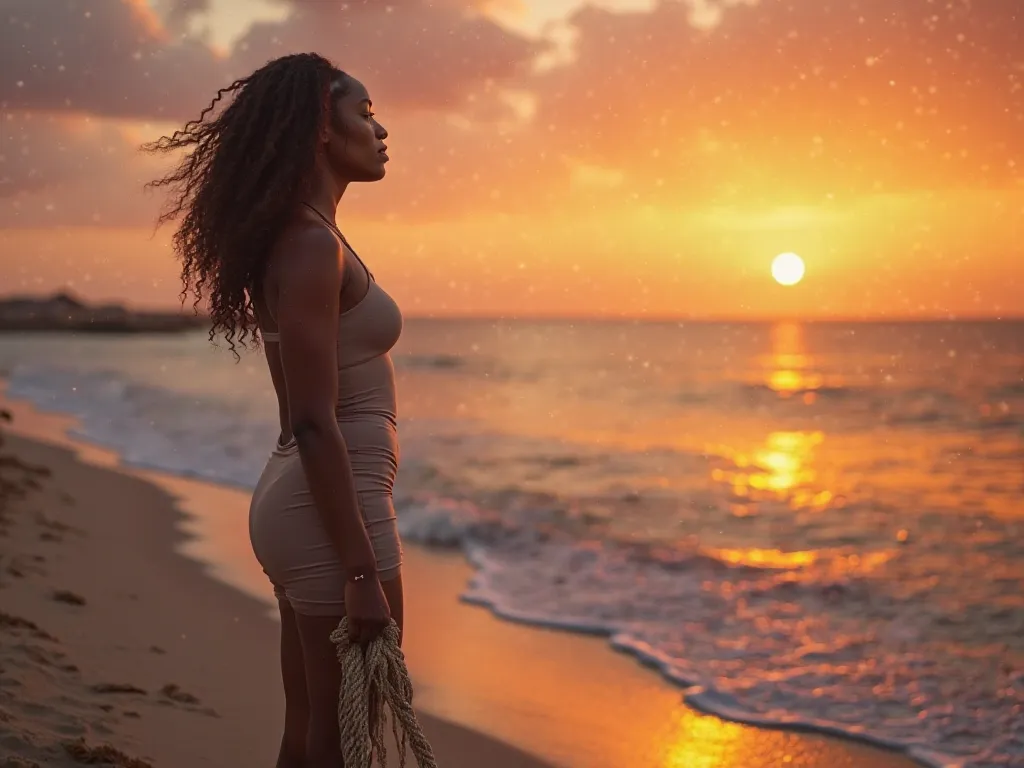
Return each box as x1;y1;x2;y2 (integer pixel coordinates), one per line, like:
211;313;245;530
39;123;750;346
301;202;374;282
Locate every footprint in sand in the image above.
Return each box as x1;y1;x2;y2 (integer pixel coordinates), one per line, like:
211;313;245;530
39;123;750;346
0;612;57;642
1;755;44;767
159;683;199;705
89;683;147;696
0;613;70;696
0;631;126;764
63;738;153;768
34;512;82;542
20;644;61;668
4;556;47;580
87;682;218;718
51;590;86;606
159;684;218;718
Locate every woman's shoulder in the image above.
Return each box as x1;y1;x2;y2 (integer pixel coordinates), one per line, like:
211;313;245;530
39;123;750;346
269;216;345;283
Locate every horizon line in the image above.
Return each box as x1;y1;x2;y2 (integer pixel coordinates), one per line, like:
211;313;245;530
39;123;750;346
400;313;1024;323
164;312;1019;324
4;292;1020;323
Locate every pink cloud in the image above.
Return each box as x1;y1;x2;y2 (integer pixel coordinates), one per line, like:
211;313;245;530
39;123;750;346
0;113;167;227
0;0;538;120
2;0;1021;229
230;2;539;110
0;0;224;120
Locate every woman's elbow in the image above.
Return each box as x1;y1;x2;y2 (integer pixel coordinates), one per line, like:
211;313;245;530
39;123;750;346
291;413;336;447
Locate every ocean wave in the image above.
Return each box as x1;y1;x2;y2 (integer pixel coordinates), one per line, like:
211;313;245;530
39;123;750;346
729;376;1023;438
397;493;1022;768
989;381;1024;398
394;353;464;370
738;382;859;399
4;364;278;489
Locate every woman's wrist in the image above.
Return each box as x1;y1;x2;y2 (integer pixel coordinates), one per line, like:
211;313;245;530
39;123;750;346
345;563;377;583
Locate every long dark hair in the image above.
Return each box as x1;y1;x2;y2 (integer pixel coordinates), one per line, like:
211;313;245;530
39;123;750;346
142;52;347;356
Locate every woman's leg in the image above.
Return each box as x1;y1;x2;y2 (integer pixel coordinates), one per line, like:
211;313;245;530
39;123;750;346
276;597;309;768
295;612;345;768
294;573;405;768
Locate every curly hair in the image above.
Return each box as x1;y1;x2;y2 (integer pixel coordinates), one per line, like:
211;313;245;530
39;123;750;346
142;52;348;357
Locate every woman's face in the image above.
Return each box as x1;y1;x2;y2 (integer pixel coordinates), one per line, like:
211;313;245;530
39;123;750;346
323;75;389;183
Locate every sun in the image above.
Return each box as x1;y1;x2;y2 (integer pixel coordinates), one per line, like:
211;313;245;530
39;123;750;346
771;252;805;286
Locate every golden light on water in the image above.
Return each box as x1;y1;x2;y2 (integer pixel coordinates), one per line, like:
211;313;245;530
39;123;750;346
765;322;823;402
661;710;749;768
713;430;825;511
771;253;806;286
704;546;819;570
750;431;822;493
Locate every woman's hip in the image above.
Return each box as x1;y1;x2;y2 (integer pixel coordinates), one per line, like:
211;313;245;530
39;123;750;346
248;452;402;576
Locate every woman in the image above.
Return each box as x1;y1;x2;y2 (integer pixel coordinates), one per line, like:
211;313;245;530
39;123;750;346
144;52;402;768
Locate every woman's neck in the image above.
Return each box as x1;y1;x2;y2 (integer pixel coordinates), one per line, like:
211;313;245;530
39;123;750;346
304;169;347;217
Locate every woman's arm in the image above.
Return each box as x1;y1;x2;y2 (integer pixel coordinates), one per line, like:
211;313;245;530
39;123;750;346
273;222;376;576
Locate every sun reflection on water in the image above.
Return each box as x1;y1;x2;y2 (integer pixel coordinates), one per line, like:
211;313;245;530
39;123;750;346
660;711;743;768
701;545;896;574
708;321;839;513
763;321;825;401
712;430;829;512
654;705;869;768
703;547;819;569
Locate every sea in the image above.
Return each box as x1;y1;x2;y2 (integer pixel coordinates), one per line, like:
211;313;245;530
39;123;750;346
0;318;1021;768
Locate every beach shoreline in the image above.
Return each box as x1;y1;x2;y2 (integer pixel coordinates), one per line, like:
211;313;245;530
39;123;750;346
0;409;558;767
0;385;927;768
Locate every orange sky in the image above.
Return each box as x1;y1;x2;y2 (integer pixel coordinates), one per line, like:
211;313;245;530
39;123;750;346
1;0;1021;319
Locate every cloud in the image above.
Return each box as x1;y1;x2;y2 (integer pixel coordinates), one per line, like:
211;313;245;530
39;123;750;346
230;1;540;111
163;0;211;34
532;0;1023;200
0;0;544;225
2;0;1021;230
0;0;539;120
0;113;168;227
0;103;546;228
0;0;547;226
0;0;225;120
0;113;113;196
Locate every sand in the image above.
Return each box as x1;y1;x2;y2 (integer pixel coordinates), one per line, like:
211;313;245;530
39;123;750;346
0;390;923;768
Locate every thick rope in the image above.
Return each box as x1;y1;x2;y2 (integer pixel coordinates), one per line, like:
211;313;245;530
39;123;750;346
330;618;439;768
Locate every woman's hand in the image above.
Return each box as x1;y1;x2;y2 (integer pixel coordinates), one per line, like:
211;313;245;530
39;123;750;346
344;574;392;645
